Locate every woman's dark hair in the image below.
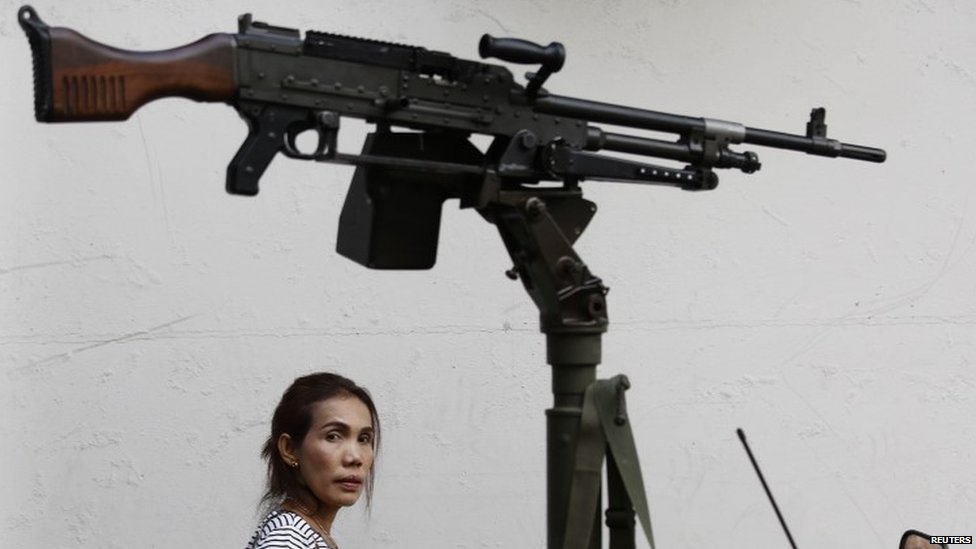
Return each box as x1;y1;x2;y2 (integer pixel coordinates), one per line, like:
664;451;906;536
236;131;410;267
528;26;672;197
260;372;380;511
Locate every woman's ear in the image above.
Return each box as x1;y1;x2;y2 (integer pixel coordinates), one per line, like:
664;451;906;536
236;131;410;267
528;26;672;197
277;433;298;467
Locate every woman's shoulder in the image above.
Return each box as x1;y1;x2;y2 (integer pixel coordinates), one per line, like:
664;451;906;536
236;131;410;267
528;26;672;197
246;508;327;549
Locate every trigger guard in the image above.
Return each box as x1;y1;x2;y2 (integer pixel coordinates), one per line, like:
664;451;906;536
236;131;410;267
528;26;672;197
283;121;325;160
282;111;339;160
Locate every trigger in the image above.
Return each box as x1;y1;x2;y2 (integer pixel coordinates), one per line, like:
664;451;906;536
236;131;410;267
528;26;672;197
315;111;340;159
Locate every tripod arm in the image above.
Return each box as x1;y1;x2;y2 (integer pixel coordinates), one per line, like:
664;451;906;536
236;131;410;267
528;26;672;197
563;376;657;549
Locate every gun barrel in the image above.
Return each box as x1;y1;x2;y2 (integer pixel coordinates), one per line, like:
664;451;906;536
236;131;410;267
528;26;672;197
536;94;885;163
744;127;886;162
536;94;700;135
837;143;887;163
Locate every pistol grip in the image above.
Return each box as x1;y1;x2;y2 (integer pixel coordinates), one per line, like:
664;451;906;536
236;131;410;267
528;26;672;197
227;103;307;196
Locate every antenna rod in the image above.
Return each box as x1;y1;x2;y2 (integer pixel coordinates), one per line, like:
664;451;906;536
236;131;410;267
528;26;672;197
736;428;799;549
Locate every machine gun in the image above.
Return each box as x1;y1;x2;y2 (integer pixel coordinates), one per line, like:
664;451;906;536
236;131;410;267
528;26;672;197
18;5;886;549
18;5;884;270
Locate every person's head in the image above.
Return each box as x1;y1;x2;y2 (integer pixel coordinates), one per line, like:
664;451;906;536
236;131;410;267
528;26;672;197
261;372;380;514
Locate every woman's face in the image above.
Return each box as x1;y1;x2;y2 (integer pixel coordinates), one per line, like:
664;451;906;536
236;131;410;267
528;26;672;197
295;395;375;509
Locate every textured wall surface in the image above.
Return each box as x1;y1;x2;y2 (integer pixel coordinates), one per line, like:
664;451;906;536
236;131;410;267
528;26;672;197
2;0;973;547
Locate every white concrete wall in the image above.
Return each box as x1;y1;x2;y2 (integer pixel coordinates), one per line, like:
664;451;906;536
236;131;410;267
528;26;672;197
2;0;973;547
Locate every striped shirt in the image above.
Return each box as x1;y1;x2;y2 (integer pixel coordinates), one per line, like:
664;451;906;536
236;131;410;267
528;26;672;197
245;508;331;549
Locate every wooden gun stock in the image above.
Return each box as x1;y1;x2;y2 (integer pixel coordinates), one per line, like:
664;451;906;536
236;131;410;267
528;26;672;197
19;5;236;122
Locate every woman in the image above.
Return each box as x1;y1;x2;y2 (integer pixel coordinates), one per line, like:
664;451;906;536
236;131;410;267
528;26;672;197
246;372;380;549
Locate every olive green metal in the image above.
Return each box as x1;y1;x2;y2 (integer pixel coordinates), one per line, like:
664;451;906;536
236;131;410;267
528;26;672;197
547;333;603;365
547;333;601;549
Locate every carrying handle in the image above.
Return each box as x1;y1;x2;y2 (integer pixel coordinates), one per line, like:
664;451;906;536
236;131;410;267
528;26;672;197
479;35;565;70
479;34;565;99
